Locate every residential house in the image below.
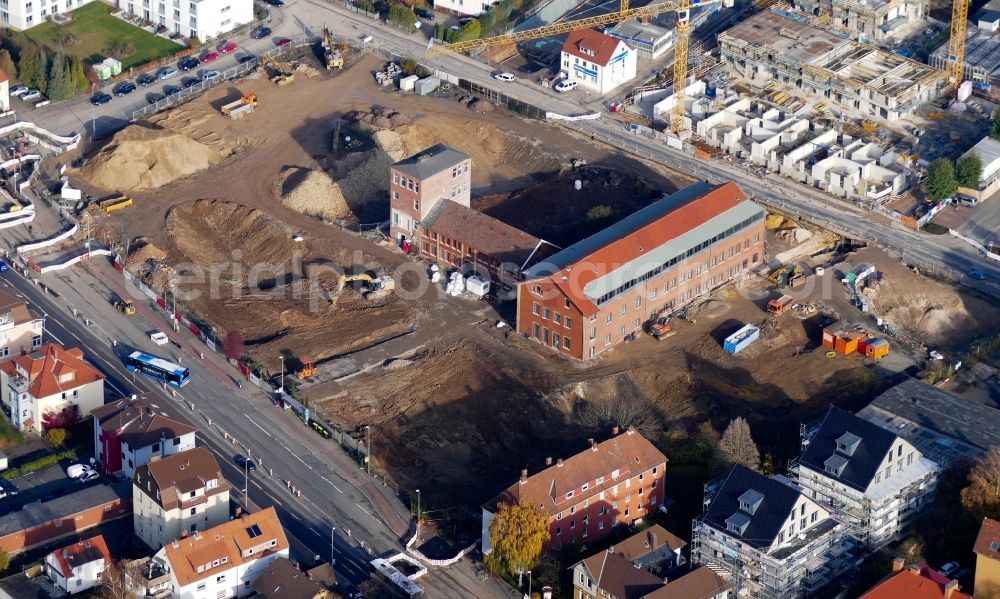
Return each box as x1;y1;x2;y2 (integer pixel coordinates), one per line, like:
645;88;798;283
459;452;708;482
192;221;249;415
252;557;334;599
133;447;232;550
860;559;972;599
155;507;289;599
571;525;689;599
0;482;131;553
112;0;253;41
0;288;43;358
792;406;938;549
560;29;637;94
975;517;1000;599
483;428;667;553
44;535;112;595
691;464;852;598
957;136;1000;202
92;395;197;479
517;181;766;360
0;343;105;433
0;66;8;112
432;0;492;16
0;0;92;31
388;143;471;244
643;567;732;599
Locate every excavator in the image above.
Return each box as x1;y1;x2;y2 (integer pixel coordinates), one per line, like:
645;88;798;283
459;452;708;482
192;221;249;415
646;316;674;340
336;273;395;300
260;55;295;86
114;298;135;316
322;26;344;70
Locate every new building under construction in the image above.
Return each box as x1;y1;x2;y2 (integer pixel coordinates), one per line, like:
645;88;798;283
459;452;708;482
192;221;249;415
718;10;945;122
788;0;928;43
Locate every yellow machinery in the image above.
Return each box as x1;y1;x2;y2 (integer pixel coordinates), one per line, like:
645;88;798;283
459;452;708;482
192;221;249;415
322;26;344;69
336;273;396;300
221;93;257;119
260;55;295;86
114;299;135;316
99;195;133;213
298;357;316;378
947;0;969;89
425;0;733;135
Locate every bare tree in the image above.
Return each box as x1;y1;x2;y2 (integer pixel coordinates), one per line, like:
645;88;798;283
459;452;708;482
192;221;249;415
97;559;143;599
961;446;1000;520
719;417;761;471
574;377;658;438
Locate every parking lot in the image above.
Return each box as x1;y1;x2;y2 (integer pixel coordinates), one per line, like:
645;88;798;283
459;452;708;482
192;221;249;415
933;196;1000;247
0;461;103;512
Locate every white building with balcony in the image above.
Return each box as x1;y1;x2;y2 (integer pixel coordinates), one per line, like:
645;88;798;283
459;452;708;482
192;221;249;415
0;289;43;358
115;0;252;41
0;0;92;31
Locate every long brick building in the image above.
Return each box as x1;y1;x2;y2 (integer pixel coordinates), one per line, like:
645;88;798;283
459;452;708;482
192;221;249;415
516;181;766;360
482;428;667;552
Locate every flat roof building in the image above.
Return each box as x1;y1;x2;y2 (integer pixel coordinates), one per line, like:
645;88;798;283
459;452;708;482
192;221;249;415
930;24;1000;93
607;19;674;59
958;136;1000;201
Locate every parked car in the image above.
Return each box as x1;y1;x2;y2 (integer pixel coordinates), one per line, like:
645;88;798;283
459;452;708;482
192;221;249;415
250;26;272;39
67;464;97;480
0;479;18;496
238;54;258;65
90;93;113;106
136;73;157;86
77;470;100;483
149;331;169;345
178;56;200;71
147;93;166;104
201;51;220;63
201;70;221;81
9;84;28;97
415;7;434;19
554;79;577;92
163;85;181;95
183;77;201;88
0;260;8;273
492;72;515;82
275;37;292;48
234;454;257;472
113;81;136;96
940;562;960;577
158;66;178;79
968;270;987;280
21;89;42;101
218;41;237;54
265;0;284;6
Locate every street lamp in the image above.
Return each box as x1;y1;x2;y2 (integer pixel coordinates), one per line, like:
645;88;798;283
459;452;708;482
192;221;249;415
528;570;533;598
243;458;249;498
416;489;421;524
278;355;285;394
365;425;371;475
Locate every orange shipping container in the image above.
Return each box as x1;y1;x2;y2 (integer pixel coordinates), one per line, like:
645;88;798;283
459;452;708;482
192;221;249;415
862;338;889;359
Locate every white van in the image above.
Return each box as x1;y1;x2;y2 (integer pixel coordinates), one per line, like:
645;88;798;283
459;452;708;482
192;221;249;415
956;194;978;207
554;80;578;92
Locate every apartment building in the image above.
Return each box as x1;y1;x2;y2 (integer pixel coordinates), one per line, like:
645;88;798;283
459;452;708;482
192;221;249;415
0;0;92;31
114;0;251;41
388;143;471;244
975;518;1000;599
560;28;637;94
92;396;196;479
155;507;289;599
0;289;43;358
791;406;938;550
692;464;852;598
517;181;766;360
860;559;971;599
433;0;491;16
133;447;232;550
44;535;112;595
0;343;105;433
482;428;667;553
252;557;335;599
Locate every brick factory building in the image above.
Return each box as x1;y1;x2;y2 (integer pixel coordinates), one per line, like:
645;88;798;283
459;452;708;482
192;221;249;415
388;143;472;245
516;181;766;360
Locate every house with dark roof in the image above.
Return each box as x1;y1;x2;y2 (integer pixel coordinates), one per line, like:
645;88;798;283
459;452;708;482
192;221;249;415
43;535;112;595
0;343;105;433
92;395;196;479
791;406;938;549
483;428;667;553
692;465;850;598
133;447;232;550
860;559;971;599
388;143;471;244
560;28;638;94
975;517;1000;599
517;181;766;360
252;557;334;599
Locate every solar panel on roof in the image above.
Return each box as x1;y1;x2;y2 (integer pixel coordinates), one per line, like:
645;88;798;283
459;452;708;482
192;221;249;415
246;524;262;538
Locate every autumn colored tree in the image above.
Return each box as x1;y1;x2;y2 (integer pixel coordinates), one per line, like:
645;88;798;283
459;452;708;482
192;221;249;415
484;500;550;583
961;447;1000;521
41;404;81;430
719;417;760;470
45;427;68;448
0;550;9;573
222;330;245;360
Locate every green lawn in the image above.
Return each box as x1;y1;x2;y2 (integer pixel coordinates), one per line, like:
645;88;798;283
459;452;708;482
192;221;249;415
24;2;181;70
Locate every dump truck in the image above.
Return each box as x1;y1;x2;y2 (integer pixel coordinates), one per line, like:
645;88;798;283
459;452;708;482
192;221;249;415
336;273;395;300
322;26;344;70
221;93;257;119
98;195;133;213
767;294;794;315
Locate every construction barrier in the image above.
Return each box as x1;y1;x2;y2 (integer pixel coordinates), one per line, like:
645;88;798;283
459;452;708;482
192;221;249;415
0;211;34;229
36;248;112;273
15;223;77;254
544;112;602;121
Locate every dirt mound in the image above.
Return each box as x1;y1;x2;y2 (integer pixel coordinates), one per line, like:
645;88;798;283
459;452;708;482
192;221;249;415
468;98;495;113
396;122;560;175
275;166;353;221
78;123;223;190
373;130;406;161
334;148;393;221
126;236;167;268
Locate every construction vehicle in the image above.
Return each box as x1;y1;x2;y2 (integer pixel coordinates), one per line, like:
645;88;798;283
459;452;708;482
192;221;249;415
98;195;133;213
646;316;675;340
322;26;344;70
336;273;396;300
767;294;794;315
260;55;295;86
221;93;257;119
425;0;734;136
298;357;316;378
114;298;135;316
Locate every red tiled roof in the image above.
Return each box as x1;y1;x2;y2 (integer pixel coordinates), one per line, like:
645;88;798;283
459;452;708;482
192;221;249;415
534;182;748;316
643;566;732;599
0;343;104;399
49;535;111;579
562;29;625;67
859;564;972;599
423;199;548;268
486;429;666;516
975;517;1000;561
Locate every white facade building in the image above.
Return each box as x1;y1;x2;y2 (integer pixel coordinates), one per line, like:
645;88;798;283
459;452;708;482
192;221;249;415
44;535;111;595
115;0;252;41
0;0;92;31
432;0;491;16
560;28;637;95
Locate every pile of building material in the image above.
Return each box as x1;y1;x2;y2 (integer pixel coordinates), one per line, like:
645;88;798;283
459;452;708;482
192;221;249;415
275;166;353;221
445;272;465;296
374;62;402;86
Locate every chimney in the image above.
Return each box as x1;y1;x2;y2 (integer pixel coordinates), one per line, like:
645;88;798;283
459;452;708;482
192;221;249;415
590;438;597;452
520;469;528;484
180;530;188;539
557;459;564;467
891;558;905;572
235;507;243;518
944;580;959;599
612;426;620;435
649;530;657;548
149;455;161;463
545;457;553;466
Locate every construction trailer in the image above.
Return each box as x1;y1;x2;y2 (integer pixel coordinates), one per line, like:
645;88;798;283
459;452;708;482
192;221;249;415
821;320;868;355
723;323;760;354
858;336;890;359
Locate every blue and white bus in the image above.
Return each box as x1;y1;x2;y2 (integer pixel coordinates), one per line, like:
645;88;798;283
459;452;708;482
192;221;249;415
125;351;191;388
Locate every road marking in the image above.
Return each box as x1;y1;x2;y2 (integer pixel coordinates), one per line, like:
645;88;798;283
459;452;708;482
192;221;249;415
244;413;273;438
354;502;379;523
276;440;344;494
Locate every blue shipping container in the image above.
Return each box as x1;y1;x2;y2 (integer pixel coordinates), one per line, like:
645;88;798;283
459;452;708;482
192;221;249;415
724;323;760;354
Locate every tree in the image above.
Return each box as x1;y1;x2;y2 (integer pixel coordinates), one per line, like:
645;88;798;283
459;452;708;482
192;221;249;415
47;50;70;101
961;447;1000;521
718;417;760;470
0;550;9;574
41;405;81;430
389;3;417;32
991;108;1000;141
479;11;497;33
484;500;550;582
574;377;657;437
45;427;68;447
97;559;142;599
18;44;42;91
898;535;924;563
924;158;958;202
456;19;481;42
586;205;614;221
760;452;777;476
222;330;245;360
188;36;201;50
0;49;17;81
957;152;983;189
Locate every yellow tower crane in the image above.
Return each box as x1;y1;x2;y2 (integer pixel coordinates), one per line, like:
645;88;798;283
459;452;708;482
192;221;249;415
947;0;969;89
425;0;731;134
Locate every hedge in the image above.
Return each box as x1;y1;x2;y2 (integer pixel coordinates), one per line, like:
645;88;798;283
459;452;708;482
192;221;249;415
2;448;79;480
